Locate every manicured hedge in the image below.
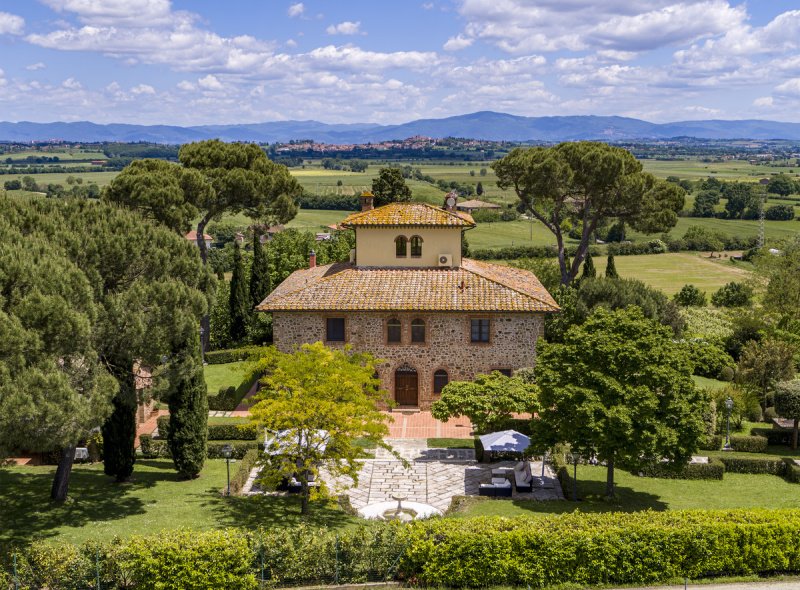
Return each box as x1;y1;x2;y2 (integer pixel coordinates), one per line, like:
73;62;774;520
157;416;258;441
699;434;724;451
140;435;260;460
639;457;725;480
230;449;261;495
205;346;265;365
729;435;768;453
784;458;800;483
751;427;794;446
7;511;800;588
718;455;787;476
398;510;800;587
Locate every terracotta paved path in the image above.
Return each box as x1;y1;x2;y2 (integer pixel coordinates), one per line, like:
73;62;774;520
384;411;473;438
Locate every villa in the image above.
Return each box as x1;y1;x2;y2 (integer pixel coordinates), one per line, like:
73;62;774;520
257;192;558;410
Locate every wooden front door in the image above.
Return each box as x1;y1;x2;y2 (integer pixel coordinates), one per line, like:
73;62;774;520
395;367;419;407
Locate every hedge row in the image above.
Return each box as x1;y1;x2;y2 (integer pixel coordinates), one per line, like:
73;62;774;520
470;244;602;261
398;510;800;587
156;416;258;441
139;435;260;460
785;458;800;483
751;427;795;446
639;457;725;480
230;448;261;496
204;346;265;365
10;511;800;588
729;435;768;453
718;455;788;476
698;434;724;451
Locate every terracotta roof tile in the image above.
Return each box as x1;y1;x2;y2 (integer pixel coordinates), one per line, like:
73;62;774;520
342;202;475;227
257;258;558;313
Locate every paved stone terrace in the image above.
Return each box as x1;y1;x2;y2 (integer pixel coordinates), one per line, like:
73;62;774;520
322;438;563;513
384;411;474;438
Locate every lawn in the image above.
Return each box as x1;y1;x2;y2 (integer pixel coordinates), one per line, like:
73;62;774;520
453;465;800;519
600;252;753;295
0;459;357;546
0;170;119;187
204;361;249;394
641;158;797;181
693;375;730;391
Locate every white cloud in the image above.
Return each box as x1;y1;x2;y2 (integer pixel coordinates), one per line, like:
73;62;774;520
444;34;473;51
0;11;24;35
422;2;435;9
177;80;195;91
287;3;305;18
26;62;46;71
131;84;155;95
39;0;175;27
775;78;800;97
61;77;82;89
753;96;774;107
326;21;362;35
197;75;224;91
285;39;297;48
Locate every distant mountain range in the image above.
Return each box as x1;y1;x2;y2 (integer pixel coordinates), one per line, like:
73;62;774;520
2;111;800;143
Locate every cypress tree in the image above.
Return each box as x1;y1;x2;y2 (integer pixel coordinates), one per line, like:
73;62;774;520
229;241;249;342
167;342;208;479
102;367;137;482
249;229;271;310
581;252;596;279
606;252;619;278
476;181;484;196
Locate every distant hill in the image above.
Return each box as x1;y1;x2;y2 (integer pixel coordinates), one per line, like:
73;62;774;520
3;112;800;143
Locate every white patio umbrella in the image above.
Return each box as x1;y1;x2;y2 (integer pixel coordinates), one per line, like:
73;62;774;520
263;429;329;456
479;430;531;454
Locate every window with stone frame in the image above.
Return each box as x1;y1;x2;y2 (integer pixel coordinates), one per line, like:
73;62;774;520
410;235;423;257
433;369;449;394
387;318;402;343
494;368;513;377
395;236;408;257
470;318;490;343
411;318;426;343
326;317;346;342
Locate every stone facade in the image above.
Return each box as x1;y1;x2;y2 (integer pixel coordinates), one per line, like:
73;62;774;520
272;311;545;410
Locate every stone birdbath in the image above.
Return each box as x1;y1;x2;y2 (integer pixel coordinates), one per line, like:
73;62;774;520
383;494;415;522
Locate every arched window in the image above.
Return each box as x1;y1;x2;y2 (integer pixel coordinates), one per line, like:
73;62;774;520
395;236;408;257
433;369;449;394
410;235;423;258
411;318;426;343
387;318;402;343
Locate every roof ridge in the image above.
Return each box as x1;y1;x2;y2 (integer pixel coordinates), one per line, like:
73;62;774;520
462;258;559;311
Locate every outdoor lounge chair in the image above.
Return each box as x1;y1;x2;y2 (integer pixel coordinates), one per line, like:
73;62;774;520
478;478;512;497
513;461;534;493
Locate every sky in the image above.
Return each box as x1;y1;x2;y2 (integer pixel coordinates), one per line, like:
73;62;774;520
1;0;800;126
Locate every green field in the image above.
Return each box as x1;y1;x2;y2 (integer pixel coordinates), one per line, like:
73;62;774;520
603;252;753;295
0;170;118;187
1;149;107;162
0;460;356;545
641;159;799;181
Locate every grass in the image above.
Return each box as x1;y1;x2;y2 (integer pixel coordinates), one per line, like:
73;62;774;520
600;252;753;295
0;459;357;546
453;465;800;519
641;159;798;181
427;437;476;449
0;170;119;187
693;375;730;391
204;361;249;394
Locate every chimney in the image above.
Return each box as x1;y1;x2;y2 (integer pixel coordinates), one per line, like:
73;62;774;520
309;249;316;269
360;190;374;212
444;190;458;212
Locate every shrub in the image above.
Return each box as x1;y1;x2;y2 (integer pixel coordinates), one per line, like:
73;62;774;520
674;284;706;307
684;339;735;379
157;416;258;441
719;366;735;382
639;457;724;480
765;204;795;221
398;510;800;587
683;225;725;251
783;457;800;483
205;346;265;365
120;530;257;590
729;435;768;453
230;448;261;495
718;455;786;475
751;427;794;446
698;434;723;451
140;435;260;459
711;282;754;308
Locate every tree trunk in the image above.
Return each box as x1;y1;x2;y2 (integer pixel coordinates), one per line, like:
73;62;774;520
102;367;138;482
606;458;615;498
300;479;309;515
50;446;76;502
794;419;798;451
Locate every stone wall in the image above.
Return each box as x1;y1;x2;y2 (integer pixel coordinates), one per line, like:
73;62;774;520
272;311;544;410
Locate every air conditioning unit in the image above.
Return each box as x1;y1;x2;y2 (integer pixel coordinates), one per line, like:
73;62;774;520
438;254;453;267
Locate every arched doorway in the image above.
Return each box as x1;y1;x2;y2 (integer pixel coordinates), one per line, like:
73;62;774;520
395;365;418;407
